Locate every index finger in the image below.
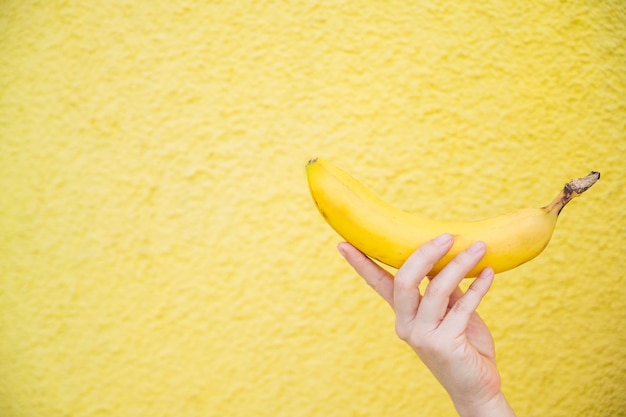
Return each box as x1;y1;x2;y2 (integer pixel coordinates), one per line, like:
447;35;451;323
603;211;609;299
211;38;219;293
338;242;394;307
393;233;454;329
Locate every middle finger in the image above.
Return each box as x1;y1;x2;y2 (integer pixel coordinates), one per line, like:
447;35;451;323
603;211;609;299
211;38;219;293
415;241;487;328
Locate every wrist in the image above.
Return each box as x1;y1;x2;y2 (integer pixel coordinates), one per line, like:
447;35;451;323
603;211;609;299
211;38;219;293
452;391;516;417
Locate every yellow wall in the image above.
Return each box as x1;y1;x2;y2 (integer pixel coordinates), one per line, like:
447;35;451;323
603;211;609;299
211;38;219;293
1;1;624;416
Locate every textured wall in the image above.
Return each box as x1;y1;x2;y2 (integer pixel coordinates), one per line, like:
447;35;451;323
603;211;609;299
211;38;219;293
1;1;625;416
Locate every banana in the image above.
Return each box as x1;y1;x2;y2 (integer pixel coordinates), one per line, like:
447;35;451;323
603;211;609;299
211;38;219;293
306;158;600;277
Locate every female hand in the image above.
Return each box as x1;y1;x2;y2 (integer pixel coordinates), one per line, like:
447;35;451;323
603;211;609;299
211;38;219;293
338;233;516;417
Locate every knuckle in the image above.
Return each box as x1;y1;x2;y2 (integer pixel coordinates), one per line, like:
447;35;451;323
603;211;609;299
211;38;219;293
417;245;439;266
394;273;419;293
450;252;468;268
416;245;432;259
367;278;385;293
393;273;411;288
451;296;469;314
451;286;480;314
366;269;388;289
424;281;443;298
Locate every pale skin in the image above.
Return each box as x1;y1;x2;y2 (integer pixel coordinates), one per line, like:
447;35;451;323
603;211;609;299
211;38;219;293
338;233;517;417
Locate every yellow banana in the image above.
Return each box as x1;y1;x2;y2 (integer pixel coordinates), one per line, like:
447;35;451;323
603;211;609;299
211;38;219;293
306;158;600;278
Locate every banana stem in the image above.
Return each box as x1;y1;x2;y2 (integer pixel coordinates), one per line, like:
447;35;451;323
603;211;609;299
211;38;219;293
545;171;601;215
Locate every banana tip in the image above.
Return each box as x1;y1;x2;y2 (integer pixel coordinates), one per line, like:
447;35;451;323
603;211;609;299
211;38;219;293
566;171;600;195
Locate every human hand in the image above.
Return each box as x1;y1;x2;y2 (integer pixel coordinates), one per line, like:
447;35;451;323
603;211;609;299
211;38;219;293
338;233;516;417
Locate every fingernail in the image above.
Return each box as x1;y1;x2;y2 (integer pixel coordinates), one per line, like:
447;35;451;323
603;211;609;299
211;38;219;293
434;233;453;246
337;243;347;257
479;266;494;279
467;241;486;254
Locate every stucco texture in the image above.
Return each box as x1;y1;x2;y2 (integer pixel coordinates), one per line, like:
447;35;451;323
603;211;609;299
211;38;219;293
1;1;625;416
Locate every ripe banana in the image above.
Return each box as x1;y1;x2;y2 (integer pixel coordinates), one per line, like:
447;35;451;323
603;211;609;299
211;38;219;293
306;158;600;278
